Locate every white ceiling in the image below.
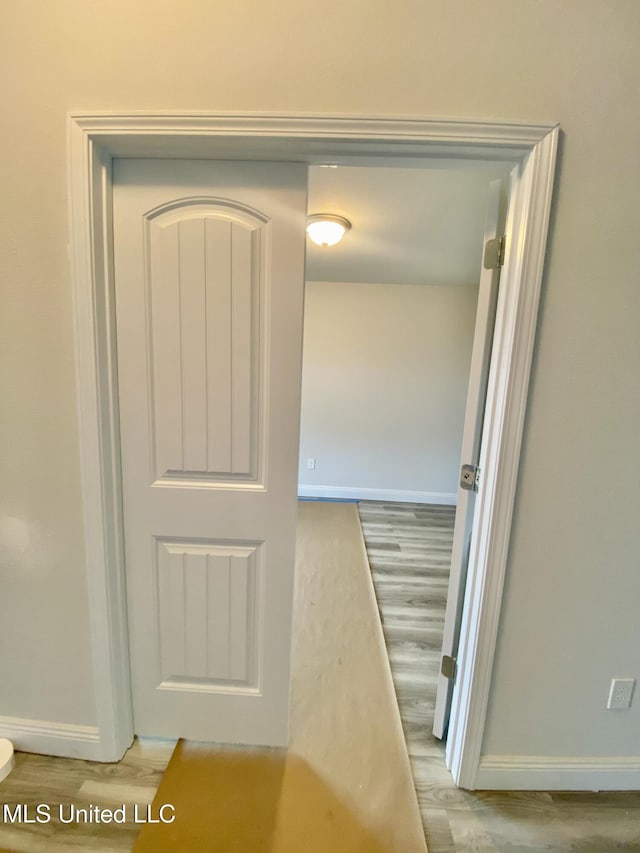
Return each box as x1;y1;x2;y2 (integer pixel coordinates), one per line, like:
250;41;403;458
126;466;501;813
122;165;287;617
305;162;511;287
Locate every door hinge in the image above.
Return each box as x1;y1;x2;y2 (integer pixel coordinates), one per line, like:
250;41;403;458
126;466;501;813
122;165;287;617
483;235;506;269
460;463;480;492
441;654;457;681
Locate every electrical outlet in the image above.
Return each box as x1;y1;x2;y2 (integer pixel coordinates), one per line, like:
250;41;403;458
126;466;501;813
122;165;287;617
607;678;636;710
306;458;316;470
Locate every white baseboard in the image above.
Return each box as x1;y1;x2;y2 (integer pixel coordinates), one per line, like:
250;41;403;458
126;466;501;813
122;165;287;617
0;715;103;761
297;484;457;505
476;754;640;791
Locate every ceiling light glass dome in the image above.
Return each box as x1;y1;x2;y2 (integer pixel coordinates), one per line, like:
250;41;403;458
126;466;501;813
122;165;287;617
306;214;351;247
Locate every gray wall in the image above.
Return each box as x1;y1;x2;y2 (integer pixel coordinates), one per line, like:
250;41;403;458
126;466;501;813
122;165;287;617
298;281;478;502
1;0;639;763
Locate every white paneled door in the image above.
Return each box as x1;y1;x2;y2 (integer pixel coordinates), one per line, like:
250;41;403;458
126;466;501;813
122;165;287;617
432;178;504;741
112;159;307;746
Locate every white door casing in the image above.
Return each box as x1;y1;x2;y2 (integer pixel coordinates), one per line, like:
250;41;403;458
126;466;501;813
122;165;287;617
112;159;307;745
432;178;505;740
68;114;558;788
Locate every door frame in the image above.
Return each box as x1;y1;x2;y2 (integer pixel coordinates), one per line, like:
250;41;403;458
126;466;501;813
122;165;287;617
68;113;558;788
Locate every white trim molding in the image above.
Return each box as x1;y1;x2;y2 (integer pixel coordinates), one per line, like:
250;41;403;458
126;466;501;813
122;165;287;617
298;485;457;505
67;113;558;778
0;716;102;762
477;755;640;792
444;125;558;788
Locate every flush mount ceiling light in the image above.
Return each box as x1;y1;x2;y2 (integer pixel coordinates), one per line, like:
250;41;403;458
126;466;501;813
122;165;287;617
306;214;351;247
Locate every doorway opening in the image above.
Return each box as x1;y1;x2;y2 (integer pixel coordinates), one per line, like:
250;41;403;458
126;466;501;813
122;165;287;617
297;160;510;784
68;113;558;789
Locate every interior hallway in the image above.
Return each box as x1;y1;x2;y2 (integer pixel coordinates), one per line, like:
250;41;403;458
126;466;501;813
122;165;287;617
359;499;640;853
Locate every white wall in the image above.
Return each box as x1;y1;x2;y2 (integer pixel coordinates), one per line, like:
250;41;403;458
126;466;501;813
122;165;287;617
298;282;478;503
1;0;639;780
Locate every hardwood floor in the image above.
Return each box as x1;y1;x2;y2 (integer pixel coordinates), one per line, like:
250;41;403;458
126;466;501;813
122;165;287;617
0;739;174;852
0;501;425;853
358;499;640;853
3;502;640;851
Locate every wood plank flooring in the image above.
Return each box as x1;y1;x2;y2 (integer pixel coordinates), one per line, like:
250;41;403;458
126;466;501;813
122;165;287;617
0;502;425;852
358;499;640;853
3;502;640;851
0;739;174;852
